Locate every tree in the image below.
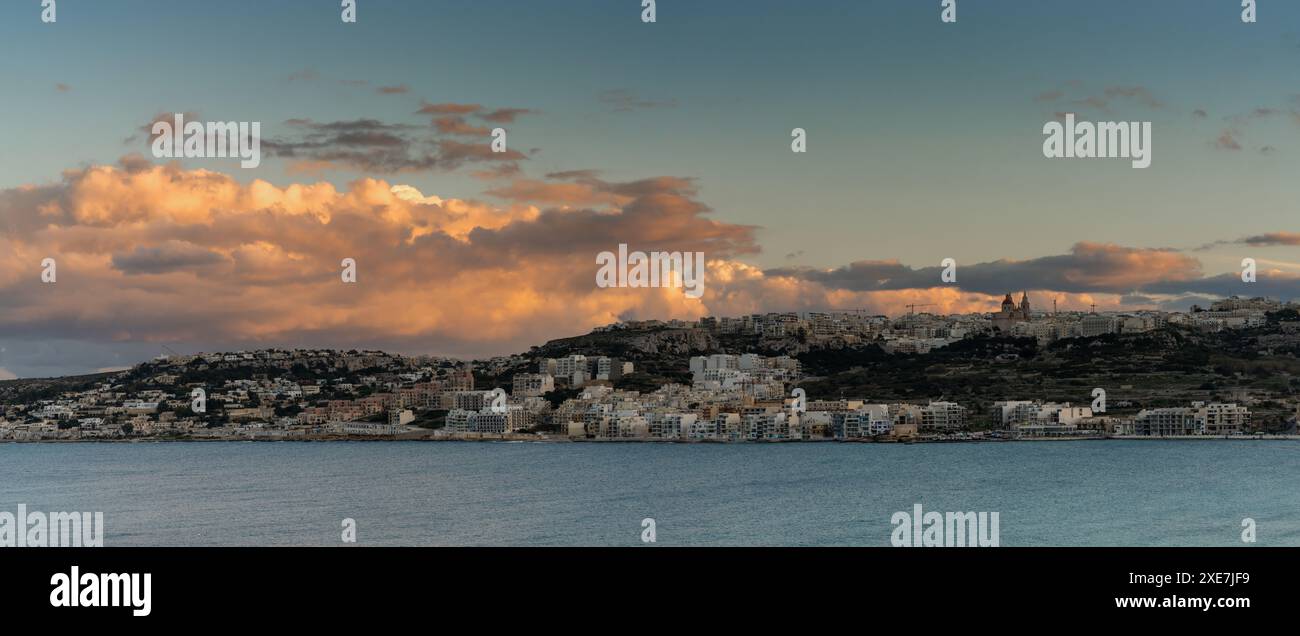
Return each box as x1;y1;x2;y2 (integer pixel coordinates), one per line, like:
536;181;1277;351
1267;308;1300;323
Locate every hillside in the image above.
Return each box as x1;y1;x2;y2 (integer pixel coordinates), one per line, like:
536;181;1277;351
518;319;1300;431
796;324;1300;430
0;372;120;405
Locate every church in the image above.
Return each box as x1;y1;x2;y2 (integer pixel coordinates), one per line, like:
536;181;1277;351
992;292;1031;332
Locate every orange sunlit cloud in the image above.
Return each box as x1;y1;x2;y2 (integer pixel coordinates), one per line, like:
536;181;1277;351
0;159;1288;360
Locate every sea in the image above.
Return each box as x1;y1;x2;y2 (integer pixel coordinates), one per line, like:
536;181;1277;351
2;440;1297;546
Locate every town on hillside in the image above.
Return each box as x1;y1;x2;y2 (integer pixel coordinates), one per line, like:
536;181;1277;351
3;296;1298;442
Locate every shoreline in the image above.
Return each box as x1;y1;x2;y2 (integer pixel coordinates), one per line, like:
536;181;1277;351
4;433;1299;444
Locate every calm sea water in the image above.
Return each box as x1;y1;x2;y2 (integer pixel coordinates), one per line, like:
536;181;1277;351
2;440;1297;546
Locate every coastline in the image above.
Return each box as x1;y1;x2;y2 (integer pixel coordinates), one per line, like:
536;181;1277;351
5;433;1299;444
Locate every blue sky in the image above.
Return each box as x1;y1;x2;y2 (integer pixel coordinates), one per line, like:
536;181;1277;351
2;1;1299;376
4;1;1298;269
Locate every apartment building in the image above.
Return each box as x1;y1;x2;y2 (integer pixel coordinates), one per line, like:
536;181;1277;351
920;402;967;430
1134;402;1251;436
512;373;555;398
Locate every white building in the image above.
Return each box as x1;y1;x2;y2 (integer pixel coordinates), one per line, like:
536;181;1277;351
1133;402;1250;436
1133;408;1200;436
1195;402;1251;435
512;373;555;398
549;355;589;387
742;412;789;440
1079;314;1116;337
920;402;966;430
834;404;892;438
992;400;1092;435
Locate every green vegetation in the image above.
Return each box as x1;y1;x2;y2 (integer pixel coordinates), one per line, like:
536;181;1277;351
796;326;1300;427
411;409;448;429
541;387;582;408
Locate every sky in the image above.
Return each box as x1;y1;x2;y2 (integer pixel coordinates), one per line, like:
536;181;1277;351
2;0;1300;377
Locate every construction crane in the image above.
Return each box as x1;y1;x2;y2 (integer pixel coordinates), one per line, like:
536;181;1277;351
905;303;935;316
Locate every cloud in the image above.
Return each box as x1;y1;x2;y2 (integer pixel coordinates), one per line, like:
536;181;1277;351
416;102;483;116
0;161;756;365
1231;232;1300;247
438;140;526;163
255;104;538;174
599;89;678;112
112;240;228;275
1226;107;1281;124
1119;293;1158;306
414;102;534;127
1039;84;1166;114
376;84;410;95
433;116;490;136
4;159;1297;375
129;101;538;184
1194;232;1300;251
1100;86;1164;109
481;108;535;123
285;69;320;83
1140;271;1300;300
262;118;442;172
766;242;1203;296
263;117;527;173
470;163;524;181
1214;129;1243;151
486;171;647;207
1210;103;1300;152
124;111;202;145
